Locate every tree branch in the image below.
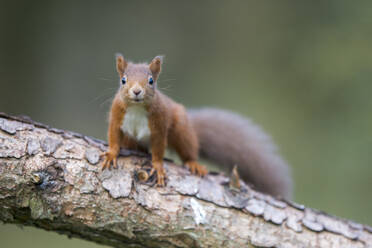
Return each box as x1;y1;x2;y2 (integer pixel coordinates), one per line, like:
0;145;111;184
0;112;371;248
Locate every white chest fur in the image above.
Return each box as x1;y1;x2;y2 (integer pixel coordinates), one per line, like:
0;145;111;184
121;105;151;144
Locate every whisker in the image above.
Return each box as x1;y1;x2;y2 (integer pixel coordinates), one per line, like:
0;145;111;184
89;88;116;104
96;73;116;82
158;85;173;92
100;96;114;109
159;78;177;82
89;93;112;104
98;77;113;81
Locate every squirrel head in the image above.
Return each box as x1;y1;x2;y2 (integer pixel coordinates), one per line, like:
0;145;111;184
115;54;163;105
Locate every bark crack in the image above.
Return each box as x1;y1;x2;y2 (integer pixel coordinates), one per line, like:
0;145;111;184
0;112;371;248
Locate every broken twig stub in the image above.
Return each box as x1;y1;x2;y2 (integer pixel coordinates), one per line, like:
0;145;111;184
0;112;371;248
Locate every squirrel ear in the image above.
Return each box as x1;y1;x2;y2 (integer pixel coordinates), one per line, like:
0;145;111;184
115;53;128;76
149;55;164;75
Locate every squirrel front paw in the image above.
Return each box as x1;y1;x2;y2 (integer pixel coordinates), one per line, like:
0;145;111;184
186;161;208;177
150;161;166;186
101;149;119;170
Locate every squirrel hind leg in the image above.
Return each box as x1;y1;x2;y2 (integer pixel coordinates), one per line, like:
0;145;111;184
185;161;208;177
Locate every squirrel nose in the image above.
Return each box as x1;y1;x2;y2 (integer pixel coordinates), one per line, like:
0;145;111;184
133;89;142;96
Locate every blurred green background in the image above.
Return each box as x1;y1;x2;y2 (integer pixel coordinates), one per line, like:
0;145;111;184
1;0;372;247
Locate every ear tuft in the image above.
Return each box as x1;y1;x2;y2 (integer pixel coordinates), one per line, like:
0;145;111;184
115;53;128;76
149;55;164;74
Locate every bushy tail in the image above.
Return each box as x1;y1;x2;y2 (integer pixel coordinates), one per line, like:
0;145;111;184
188;108;292;199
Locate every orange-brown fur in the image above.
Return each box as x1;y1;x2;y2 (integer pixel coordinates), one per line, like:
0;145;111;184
102;54;207;185
102;54;292;199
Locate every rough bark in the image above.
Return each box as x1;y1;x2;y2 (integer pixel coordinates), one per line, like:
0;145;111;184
0;112;371;248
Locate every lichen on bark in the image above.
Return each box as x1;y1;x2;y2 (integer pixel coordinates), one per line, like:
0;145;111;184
0;112;371;248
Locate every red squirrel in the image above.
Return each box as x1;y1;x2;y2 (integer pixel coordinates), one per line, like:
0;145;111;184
102;54;292;199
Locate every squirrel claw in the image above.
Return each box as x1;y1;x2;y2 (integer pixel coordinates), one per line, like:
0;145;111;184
112;157;118;169
150;168;155;177
156;172;165;186
101;151;118;170
150;162;166;186
186;161;208;177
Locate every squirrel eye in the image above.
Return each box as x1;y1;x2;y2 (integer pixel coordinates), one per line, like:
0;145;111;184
148;76;154;85
121;76;127;85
